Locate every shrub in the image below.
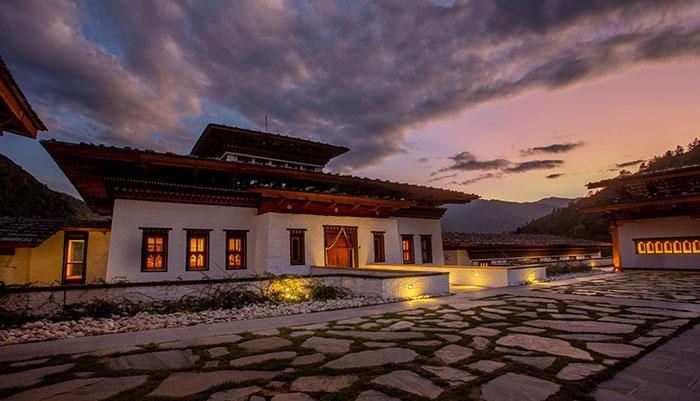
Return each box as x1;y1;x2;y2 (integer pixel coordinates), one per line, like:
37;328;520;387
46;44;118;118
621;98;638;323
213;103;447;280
546;262;594;276
306;280;351;300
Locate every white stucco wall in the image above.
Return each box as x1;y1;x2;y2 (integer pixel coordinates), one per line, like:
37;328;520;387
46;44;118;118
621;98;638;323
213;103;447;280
395;217;445;265
618;215;700;269
107;199;260;282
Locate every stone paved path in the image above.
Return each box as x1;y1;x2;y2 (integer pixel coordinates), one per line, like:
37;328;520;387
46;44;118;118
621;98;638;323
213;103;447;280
0;271;698;400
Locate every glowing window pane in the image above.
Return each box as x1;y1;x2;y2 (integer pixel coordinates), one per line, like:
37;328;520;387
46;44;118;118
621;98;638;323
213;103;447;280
637;242;646;254
694;241;700;253
154;254;162;268
646;242;655;254
655;242;663;253
683;241;692;253
674;241;683;253
664;241;672;253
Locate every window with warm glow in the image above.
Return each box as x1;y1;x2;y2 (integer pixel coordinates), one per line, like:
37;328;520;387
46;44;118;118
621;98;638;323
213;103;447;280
141;228;170;272
226;230;246;269
63;232;87;284
186;229;209;271
401;234;414;264
635;237;700;255
373;231;385;262
420;235;432;263
289;229;305;265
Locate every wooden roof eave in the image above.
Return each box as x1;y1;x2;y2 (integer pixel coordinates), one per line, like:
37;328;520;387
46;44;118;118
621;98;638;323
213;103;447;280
249;188;417;209
580;195;700;213
587;165;700;189
443;242;611;249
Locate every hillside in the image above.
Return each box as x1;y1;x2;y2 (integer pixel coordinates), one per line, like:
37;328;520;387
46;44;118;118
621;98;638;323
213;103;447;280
441;197;576;233
0;153;102;220
516;138;700;243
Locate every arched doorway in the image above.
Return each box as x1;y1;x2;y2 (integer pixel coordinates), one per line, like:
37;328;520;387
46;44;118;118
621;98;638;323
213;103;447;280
324;226;358;268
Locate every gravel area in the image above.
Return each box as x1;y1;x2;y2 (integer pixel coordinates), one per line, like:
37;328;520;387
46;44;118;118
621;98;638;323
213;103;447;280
544;268;614;282
0;297;394;345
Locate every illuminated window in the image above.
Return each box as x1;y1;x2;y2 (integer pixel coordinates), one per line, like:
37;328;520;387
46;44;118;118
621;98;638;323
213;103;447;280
225;230;247;269
646;241;654;254
479;261;489;267
401;235;415;264
289;229;305;265
420;235;432;263
637;242;646;254
186;229;209;271
694;240;700;253
674;241;683;253
63;232;87;284
683;241;692;254
141;228;170;272
663;241;672;253
373;231;385;262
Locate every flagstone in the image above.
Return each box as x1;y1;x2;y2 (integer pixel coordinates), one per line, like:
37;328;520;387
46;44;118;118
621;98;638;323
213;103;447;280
271;393;313;401
409;340;442;346
436;308;459;313
481;312;506;320
104;349;199;370
508;326;545;334
326;330;424;340
239;337;293;352
204;361;219;369
9;358;50;367
209;385;262;401
293;323;328;330
150;370;281;397
556;363;605;380
0;363;74;390
468;360;505;372
435;344;473;364
599;316;645;324
230;351;297;367
290;375;358;392
398;309;423;315
461;310;476;315
359;323;379;329
289;331;314;337
324;348;417;369
586;342;643;358
208;347;230;358
383;321;414;330
437;320;470;328
301;336;353;354
481;373;560;401
495;346;533;355
497;334;593;360
159;334;242;348
436;333;461;342
471;336;489;350
4;375;148;401
254;328;280;336
372;370;443;399
631;336;661;346
412;327;456;332
461;327;500;337
483;322;511;327
448;300;506;309
483;307;515;314
337;317;367;325
524;320;636;334
627;308;697;318
571;305;619;313
356;390;401;401
364;341;396;348
551;314;592;319
423;365;477;385
291;353;325;366
647;328;675;336
440;313;463;320
657;319;689;328
375;319;398;324
504;355;556;369
516;312;537;318
555;334;622;341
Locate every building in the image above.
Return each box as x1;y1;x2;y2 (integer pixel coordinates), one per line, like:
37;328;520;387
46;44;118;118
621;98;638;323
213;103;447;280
0;218;111;286
41;124;477;283
583;164;700;270
442;232;609;267
0;57;46;138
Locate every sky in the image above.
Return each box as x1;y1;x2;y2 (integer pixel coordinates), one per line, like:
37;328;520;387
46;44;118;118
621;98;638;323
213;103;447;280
1;0;700;202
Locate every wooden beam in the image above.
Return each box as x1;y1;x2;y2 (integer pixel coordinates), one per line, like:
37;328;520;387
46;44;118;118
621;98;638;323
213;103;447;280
581;195;700;213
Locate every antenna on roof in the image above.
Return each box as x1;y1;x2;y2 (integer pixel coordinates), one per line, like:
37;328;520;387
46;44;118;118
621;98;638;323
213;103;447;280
265;116;268;132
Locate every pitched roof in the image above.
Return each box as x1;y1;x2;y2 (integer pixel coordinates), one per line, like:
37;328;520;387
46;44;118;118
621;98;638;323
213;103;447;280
0;218;111;247
442;232;609;248
0;57;46;138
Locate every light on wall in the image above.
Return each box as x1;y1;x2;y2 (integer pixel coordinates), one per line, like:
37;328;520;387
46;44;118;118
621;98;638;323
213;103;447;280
408;284;414;289
475;273;479;277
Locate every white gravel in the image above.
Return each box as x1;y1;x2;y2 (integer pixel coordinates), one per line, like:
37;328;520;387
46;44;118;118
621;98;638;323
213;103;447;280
544;268;615;282
0;297;393;345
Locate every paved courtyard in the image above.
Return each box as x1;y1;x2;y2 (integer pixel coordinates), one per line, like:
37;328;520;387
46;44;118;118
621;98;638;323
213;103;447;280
0;271;698;400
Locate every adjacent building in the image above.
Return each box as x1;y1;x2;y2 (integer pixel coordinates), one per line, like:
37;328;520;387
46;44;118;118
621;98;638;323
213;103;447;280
41;124;477;283
442;232;609;267
583;164;700;270
0;57;46;138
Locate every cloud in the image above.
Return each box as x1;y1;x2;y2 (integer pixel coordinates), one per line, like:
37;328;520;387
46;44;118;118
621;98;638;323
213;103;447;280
521;141;584;155
505;159;565;173
546;173;564;179
1;0;700;172
433;152;509;176
615;159;645;168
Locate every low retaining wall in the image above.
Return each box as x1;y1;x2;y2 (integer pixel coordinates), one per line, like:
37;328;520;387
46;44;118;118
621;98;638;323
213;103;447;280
0;270;450;317
311;267;450;299
364;263;547;287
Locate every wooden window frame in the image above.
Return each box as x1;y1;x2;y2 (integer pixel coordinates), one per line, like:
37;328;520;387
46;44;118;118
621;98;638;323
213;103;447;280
185;229;210;271
420;235;433;264
401;234;415;264
372;231;386;263
634;237;700;254
225;230;248;270
289;229;306;265
62;231;88;285
140;227;171;272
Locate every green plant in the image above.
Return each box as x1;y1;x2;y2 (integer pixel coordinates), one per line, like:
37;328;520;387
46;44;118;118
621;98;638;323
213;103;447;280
546;262;594;276
305;279;351;300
